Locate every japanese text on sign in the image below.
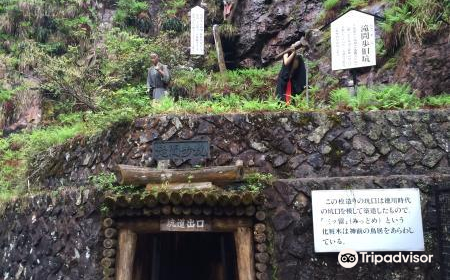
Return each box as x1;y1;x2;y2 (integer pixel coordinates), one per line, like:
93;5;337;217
331;10;376;70
152;140;210;161
312;188;424;252
160;217;211;232
190;6;205;55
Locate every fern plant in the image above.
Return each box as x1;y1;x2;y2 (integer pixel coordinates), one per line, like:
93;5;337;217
330;88;351;108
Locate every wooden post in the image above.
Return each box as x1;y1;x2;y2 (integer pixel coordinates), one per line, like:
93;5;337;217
234;227;255;280
213;24;227;73
116;229;138;280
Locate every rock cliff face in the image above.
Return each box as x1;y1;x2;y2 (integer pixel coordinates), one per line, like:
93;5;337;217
224;0;449;95
232;0;321;66
393;34;450;97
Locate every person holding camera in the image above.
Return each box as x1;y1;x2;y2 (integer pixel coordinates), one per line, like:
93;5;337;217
147;53;170;100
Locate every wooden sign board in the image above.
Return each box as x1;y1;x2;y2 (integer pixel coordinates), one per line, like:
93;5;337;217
190;6;205;55
160;217;212;232
331;10;376;70
312;188;424;252
152;140;210;161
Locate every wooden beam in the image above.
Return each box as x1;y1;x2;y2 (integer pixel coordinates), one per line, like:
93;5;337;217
116;219;160;233
212;217;253;232
234;227;256;280
116;164;244;186
116;229;137;280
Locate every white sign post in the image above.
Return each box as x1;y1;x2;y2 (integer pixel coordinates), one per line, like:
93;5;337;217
190;6;205;55
312;188;424;253
331;10;376;71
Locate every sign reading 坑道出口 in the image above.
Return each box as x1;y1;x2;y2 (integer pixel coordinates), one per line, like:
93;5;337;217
160;217;212;232
312;188;424;252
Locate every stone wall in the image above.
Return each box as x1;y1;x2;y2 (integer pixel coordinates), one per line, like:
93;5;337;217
265;174;449;280
1;174;446;280
2;109;449;279
31;109;450;189
0;188;103;280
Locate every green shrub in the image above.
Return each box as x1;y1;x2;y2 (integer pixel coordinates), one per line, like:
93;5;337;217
0;0;95;47
163;0;187;17
102;29;185;86
114;0;150;32
40;42;67;55
323;0;340;10
161;18;184;33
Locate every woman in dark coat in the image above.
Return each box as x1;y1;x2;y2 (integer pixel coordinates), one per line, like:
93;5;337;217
276;50;307;105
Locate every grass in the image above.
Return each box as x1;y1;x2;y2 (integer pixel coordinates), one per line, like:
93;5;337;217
172;65;280;99
0;122;86;205
219;23;238;38
424;94;450;108
323;0;341;10
381;0;448;53
349;0;368;8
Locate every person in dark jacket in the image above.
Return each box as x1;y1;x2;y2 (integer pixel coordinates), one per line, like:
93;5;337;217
276;49;307;105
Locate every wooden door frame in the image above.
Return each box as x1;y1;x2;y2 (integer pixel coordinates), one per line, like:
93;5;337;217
115;217;255;280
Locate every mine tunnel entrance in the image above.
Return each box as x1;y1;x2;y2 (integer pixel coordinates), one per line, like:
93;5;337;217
108;190;263;280
132;232;238;280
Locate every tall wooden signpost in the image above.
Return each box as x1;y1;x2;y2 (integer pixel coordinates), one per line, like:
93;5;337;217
331;10;376;94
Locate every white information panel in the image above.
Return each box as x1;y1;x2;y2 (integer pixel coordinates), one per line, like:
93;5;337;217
190;6;205;55
331;10;376;70
312;188;424;252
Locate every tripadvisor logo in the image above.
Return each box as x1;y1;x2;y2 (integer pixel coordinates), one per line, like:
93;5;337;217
338;249;434;268
338;248;358;268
